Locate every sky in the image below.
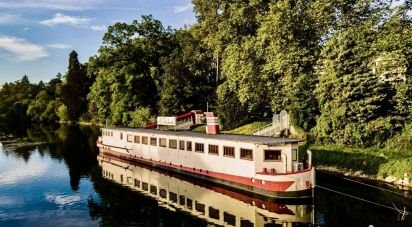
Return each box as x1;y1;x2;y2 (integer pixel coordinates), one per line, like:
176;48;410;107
0;0;197;84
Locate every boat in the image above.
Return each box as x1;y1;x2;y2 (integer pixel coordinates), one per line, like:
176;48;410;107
97;153;314;226
96;111;315;199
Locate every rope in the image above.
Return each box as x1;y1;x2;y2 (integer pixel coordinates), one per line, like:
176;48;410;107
316;185;411;217
341;177;412;198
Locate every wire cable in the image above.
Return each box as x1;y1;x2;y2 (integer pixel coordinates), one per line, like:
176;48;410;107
341;177;412;198
316;185;411;216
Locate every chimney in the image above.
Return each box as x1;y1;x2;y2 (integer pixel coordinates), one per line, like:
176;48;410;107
205;112;220;134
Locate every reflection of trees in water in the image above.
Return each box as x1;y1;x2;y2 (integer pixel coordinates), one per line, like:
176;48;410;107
49;125;99;191
1;124;99;191
87;166;208;226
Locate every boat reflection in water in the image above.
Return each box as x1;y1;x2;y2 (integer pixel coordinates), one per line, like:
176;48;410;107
97;154;314;226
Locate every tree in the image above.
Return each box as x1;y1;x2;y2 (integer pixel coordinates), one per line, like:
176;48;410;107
373;5;412;122
62;51;93;121
158;27;215;115
314;17;394;146
88;15;172;125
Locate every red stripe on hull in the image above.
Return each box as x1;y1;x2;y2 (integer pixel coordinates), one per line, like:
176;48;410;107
98;147;294;193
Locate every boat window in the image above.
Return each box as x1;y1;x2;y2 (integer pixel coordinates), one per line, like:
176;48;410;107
223;146;235;158
264;150;281;161
179;195;185;206
169;192;178;203
159;138;167;147
240;219;254;227
179;140;185;150
208;145;219;155
150;185;157;195
169;139;177;149
127;134;133;142
209;207;220;220
195;143;204;153
187;141;192;151
120;174;123;182
120;132;123;140
134;179;140;188
195;201;205;214
292;149;298;161
111;131;113;137
224;212;236;226
134;135;140;144
187;198;193;209
142;136;148;145
150;137;157;146
142;182;148;191
159;188;167;198
240;149;253;161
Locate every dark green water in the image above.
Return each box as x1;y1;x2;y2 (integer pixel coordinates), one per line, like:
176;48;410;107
0;125;411;226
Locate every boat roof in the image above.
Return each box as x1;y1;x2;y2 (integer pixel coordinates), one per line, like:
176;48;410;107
104;127;304;146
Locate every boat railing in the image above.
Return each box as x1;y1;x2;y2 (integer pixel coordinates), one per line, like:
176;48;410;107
256;166;312;176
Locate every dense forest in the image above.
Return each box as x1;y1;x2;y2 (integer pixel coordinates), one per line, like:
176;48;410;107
0;0;411;148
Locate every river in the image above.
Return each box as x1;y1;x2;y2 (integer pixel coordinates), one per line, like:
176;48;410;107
0;125;411;226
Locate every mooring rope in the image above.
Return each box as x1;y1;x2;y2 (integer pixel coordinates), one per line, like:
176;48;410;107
341;177;412;198
316;185;411;218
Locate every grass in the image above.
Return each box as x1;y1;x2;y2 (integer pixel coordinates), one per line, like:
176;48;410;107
309;144;412;179
191;124;206;132
223;121;271;135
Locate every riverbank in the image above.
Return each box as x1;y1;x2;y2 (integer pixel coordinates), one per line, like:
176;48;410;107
219;121;412;189
309;144;412;190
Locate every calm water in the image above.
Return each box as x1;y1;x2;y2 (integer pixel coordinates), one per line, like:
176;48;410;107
0;125;411;227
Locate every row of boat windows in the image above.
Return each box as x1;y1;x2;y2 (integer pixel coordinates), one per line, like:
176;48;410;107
102;131;289;161
102;170;254;227
106;131;255;161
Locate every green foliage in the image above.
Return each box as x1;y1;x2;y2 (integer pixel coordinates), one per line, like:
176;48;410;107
224;121;270;135
216;82;249;129
87;16;169;125
313;2;412;146
88;16;216;126
310;144;412;179
62;51;93;121
1;2;411;151
191;125;206;132
158;27;215;115
385;123;412;150
57;104;69;122
130;107;155;128
0;76;40;129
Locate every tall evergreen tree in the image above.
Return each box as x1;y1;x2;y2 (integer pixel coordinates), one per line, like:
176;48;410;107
314;19;394;146
62;51;92;121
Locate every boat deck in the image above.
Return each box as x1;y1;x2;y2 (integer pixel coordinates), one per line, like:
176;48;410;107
104;127;304;146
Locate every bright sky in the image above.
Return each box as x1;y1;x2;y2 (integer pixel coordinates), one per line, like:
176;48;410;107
0;0;196;84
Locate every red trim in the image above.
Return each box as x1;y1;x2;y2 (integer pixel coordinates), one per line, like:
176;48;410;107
209;186;295;214
98;146;295;192
176;112;194;121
